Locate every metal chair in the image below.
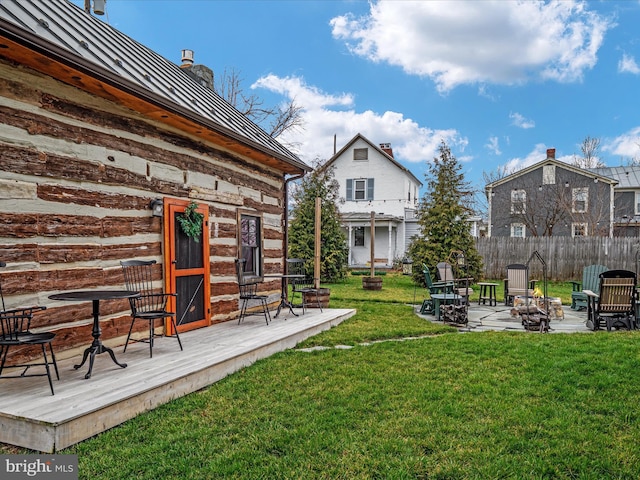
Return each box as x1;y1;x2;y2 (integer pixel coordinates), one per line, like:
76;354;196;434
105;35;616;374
287;259;323;315
585;269;637;331
120;260;183;357
235;259;271;325
0;261;59;395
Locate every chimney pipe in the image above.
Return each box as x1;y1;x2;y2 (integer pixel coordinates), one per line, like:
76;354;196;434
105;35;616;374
181;49;194;67
546;148;556;159
93;0;106;15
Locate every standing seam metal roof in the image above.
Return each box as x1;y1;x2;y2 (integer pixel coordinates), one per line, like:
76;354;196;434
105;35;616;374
590;166;640;189
0;0;306;170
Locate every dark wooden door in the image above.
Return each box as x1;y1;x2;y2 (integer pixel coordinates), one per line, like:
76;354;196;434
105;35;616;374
163;198;210;333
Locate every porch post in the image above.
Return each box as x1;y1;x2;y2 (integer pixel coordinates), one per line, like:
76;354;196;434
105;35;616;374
370;211;375;276
347;224;353;266
388;223;392;267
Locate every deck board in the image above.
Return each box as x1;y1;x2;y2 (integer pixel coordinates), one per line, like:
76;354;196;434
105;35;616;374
0;308;355;452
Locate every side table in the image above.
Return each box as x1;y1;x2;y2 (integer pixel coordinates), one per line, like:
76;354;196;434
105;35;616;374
477;282;498;306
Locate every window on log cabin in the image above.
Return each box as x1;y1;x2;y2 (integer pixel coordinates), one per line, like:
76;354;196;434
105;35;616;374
238;212;263;279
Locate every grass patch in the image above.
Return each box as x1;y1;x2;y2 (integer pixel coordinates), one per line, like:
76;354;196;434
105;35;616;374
65;333;640;479
4;273;633;479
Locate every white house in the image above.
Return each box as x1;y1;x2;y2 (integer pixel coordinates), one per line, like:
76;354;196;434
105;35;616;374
322;134;422;267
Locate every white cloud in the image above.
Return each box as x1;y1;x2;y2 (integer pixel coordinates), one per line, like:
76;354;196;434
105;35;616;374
509;112;535;129
503;144;548;173
603;127;640;159
500;145;575;174
486;136;501;155
330;0;613;93
618;53;640;74
253;74;468;165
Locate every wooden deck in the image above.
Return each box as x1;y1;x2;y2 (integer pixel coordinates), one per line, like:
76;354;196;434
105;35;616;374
0;308;355;453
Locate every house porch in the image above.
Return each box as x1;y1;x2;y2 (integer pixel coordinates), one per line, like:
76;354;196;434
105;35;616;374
0;308;355;453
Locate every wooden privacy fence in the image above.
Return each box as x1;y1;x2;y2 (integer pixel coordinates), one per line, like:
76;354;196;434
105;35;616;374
476;237;640;281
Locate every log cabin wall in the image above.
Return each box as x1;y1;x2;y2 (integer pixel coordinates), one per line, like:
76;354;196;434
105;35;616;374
0;59;285;361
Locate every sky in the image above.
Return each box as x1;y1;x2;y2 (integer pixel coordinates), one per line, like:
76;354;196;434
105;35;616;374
70;0;640;205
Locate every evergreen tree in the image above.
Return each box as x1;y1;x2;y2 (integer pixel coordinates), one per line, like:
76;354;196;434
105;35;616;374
288;163;348;282
408;141;483;285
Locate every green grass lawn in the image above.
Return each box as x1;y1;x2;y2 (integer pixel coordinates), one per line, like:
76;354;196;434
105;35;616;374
5;273;640;479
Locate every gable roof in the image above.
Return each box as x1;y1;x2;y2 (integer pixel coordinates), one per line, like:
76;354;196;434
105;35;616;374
0;0;309;175
321;133;422;186
485;157;617;191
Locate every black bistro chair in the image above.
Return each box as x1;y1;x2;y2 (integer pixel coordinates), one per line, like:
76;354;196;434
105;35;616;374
235;259;271;325
287;259;323;315
120;260;183;357
0;261;59;395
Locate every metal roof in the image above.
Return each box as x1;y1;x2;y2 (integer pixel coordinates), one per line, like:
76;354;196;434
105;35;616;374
0;0;308;172
590;166;640;189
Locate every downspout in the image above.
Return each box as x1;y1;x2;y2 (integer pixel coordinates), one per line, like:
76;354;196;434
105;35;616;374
284;173;306;275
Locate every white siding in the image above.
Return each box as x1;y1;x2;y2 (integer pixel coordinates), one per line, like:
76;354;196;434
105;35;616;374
333;138;419;218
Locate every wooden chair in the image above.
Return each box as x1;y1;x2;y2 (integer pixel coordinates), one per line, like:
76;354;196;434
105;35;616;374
235;259;271;325
504;263;536;306
120;260;183;357
584;269;637;331
571;264;607;310
0;261;59;395
286;259;323;315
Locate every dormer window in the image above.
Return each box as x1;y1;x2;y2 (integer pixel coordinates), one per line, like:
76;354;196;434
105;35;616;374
353;148;368;161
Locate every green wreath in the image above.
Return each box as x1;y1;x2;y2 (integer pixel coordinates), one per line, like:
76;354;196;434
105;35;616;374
177;200;204;242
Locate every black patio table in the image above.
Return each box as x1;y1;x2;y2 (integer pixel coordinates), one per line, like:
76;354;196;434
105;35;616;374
263;274;304;318
49;290;139;379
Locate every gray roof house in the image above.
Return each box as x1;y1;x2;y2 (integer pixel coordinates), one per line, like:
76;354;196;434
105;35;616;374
590;165;640;236
485;149;618;237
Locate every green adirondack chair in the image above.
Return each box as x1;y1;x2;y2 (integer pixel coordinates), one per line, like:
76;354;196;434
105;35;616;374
571;264;608;310
419;265;455;314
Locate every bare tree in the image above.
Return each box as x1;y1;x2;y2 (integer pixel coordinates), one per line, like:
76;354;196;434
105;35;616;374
476;164;517;221
504;175;573;237
561;184;611;237
214;67;304;139
572;136;605;169
505;175;611;237
482;164;515;185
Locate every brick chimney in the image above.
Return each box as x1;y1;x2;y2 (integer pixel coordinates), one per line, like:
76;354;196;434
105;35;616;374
380;143;393;158
546;148;556;159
